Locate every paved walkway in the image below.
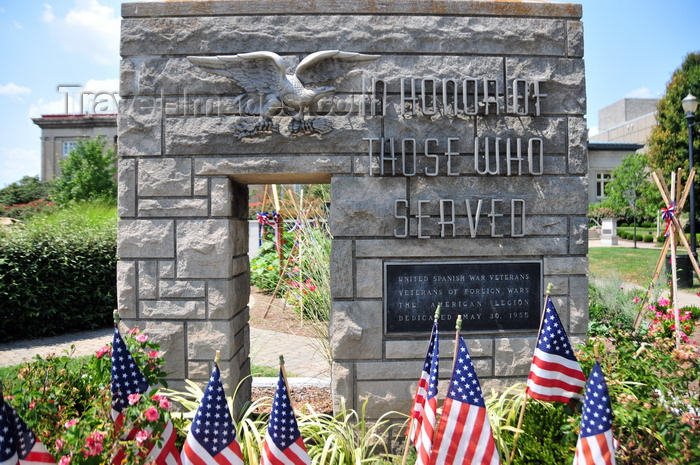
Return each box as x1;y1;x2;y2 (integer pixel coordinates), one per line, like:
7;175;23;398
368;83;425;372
0;326;331;387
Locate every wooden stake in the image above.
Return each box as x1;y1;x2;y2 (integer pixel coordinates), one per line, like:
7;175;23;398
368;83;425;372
508;283;553;464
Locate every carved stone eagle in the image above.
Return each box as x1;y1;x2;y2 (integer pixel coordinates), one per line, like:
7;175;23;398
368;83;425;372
187;50;379;136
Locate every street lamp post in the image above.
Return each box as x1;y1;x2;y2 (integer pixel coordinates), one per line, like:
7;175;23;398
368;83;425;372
682;93;698;256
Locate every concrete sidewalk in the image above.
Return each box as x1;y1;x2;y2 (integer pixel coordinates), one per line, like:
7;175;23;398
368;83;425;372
0;326;331;387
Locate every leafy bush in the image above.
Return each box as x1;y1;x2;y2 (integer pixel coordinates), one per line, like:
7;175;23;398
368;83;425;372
1;198;56;220
0;175;51;207
1;327;173;464
643;234;654;242
0;201;117;341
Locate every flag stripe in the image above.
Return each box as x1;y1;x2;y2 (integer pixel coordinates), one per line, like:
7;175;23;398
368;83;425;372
183;438;244;465
530;350;588;380
262;437;308;465
20;442;56;465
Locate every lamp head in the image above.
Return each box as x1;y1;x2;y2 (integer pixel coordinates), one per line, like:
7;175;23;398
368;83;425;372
682;93;698;116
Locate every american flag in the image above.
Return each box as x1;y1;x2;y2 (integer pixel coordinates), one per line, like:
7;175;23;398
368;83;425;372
429;335;499;465
260;369;310;465
0;393;55;465
573;362;616;465
408;320;439;465
526;297;586;403
111;327;181;465
181;363;244;465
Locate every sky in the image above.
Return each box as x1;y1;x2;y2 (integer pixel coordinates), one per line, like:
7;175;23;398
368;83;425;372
0;0;699;188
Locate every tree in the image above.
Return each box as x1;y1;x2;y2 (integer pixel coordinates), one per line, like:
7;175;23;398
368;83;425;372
599;152;661;230
0;176;50;207
648;51;700;180
52;136;117;205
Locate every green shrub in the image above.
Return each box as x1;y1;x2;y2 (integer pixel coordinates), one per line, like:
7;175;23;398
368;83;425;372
643;234;654;242
0;175;51;207
620;222;629;227
52;136;117;205
0;201;117;341
1;198;56;220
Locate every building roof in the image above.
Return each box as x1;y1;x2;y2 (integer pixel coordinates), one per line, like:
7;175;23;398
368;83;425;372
32;113;117;129
588;140;644;151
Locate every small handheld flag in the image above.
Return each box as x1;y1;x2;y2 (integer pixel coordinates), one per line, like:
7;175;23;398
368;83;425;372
429;333;500;465
573;362;616;465
526;296;586;403
0;390;56;465
260;360;310;465
181;361;243;465
111;324;181;465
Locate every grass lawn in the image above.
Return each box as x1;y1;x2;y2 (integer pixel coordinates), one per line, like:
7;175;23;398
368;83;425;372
588;246;700;292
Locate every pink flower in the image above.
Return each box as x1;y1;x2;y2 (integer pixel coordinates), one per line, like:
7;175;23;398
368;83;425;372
28;402;36;409
135;430;151;445
96;345;111;358
135;334;148;343
658;297;670;307
632;296;641;303
648;305;657;312
144;406;159;422
158;397;171;410
55;438;65;449
128;393;141;405
64;419;78;429
148;350;158;359
59;456;71;465
128;327;140;335
84;432;104;457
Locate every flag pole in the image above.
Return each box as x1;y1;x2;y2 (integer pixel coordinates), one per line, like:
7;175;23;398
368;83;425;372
508;282;553;464
401;305;441;465
278;354;297;412
452;314;463;367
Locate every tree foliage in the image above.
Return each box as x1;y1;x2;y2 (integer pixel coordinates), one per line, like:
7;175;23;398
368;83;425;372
600;152;662;222
648;51;700;179
52;136;117;205
0;175;51;207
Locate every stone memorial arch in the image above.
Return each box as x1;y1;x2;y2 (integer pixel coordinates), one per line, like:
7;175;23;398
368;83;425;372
117;0;588;417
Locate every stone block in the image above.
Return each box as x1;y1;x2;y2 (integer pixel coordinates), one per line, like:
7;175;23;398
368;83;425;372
356;259;382;298
118;97;161;157
138;158;192;197
332;362;354;413
140;300;205;319
232;256;249;277
138;261;158;299
118;219;175;259
136;321;185;379
188;319;236;360
330;176;407;237
569;276;589;335
357;380;414;419
505;57;586;116
568;116;588;174
194;177;209;196
567;20;584;58
329;239;353;299
211;177;232;217
159;279;206;299
138;198;209;217
159;260;175;279
176;219;233;278
118;159;136;217
166;115;379;156
120;59;136;97
121;15;570;58
385;337;493;360
494;337;536;377
570;216;589;255
544;256;588;275
231;219;249;256
355;237;568;259
330;300;382;360
544;276;569;295
208;276;250;319
117;260;136;319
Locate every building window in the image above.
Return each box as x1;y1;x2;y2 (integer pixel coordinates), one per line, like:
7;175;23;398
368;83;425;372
596;172;612;198
62;141;78;156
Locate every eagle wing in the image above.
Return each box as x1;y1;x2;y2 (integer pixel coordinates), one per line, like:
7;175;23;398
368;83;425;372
295;50;380;85
187;51;287;95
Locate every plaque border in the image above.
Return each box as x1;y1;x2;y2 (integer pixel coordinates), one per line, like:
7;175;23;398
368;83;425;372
382;259;544;336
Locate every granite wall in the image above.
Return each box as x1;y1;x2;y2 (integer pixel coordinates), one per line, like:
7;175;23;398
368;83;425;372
117;0;587;417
